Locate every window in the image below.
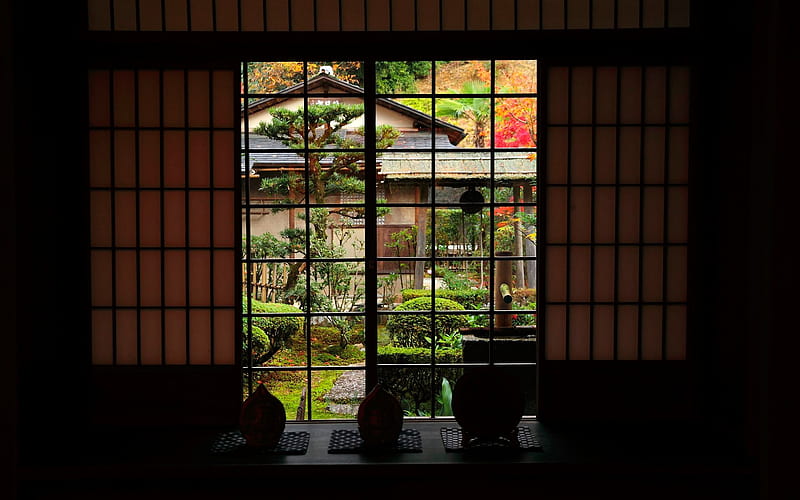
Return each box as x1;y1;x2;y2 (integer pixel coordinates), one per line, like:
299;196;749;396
241;60;539;420
85;58;690;425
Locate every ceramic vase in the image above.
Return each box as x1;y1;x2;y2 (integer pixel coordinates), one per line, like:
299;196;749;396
451;366;524;441
357;383;403;448
239;383;286;448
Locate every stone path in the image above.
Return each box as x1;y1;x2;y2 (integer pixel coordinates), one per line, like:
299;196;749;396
323;363;366;415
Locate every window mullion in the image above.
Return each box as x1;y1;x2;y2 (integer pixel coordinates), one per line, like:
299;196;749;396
363;59;379;392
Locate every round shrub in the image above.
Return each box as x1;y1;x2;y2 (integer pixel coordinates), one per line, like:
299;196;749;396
246;325;269;359
243;298;304;365
377;346;463;414
401;288;489;310
386;297;468;348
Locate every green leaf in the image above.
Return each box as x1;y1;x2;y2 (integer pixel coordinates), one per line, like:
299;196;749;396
440;378;453;416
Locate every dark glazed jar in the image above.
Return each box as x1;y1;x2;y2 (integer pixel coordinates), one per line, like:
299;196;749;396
451;366;524;440
239;383;286;448
357;384;404;448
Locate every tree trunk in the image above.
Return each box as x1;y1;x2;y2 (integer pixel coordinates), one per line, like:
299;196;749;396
523;182;536;291
414;186;428;289
514;184;526;289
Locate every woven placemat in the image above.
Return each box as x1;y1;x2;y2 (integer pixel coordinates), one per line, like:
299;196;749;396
328;428;422;454
440;426;543;452
210;430;310;455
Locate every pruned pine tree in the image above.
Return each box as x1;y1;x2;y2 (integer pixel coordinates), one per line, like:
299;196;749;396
253;103;399;347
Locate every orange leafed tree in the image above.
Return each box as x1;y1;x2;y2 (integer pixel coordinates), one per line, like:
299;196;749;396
246;61;363;93
494;62;537;148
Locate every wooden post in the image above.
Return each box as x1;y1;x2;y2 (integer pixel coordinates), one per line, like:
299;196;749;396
495;251;513;328
260;263;267;301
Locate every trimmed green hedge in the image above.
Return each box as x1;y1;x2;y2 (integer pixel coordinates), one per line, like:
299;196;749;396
377;346;463;415
386;297;469;348
400;288;489;310
243;298;304;365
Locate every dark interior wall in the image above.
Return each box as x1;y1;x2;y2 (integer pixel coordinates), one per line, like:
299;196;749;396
9;0;91;463
7;0;797;496
745;1;799;496
2;1;18;498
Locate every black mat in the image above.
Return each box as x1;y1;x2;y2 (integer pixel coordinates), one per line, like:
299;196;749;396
328;428;422;454
440;426;543;452
210;430;310;455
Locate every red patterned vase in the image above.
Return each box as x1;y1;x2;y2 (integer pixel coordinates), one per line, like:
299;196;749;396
357;384;404;448
240;383;286;448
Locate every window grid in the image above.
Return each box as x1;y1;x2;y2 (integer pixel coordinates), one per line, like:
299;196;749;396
89;68;238;366
241;59;538;420
542;64;689;361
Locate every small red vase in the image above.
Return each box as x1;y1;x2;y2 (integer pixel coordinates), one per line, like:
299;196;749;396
240;383;286;448
357;384;403;448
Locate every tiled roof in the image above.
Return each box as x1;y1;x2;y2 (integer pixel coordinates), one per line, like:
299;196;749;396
379;153;537;183
241;131;460;170
244;72;467;146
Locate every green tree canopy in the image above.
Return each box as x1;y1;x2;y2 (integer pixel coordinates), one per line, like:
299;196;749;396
254;103;399;205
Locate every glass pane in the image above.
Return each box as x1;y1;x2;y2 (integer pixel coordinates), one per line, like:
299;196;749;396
492;259;537;315
435;60;491;94
430;207;487;258
377;366;433;416
433;152;490;192
380;151;432;186
492;205;537;255
243;203;307;303
308;61;364;90
317;210;369;243
375;99;437;149
246;61;305;94
244;206;306;251
495;97;537;148
305;96;365;151
382;306;468;346
430;260;491;304
243;310;306;369
460;313;490;332
377;231;420;297
433;157;488;190
435;97;490;149
245;95;305;139
310;316;366;369
495;60;538;94
492;176;537;204
251;372;306;421
243;164;309;206
376;364;465;419
310;261;366;314
376;61;433;94
381;308;434;349
314;368;365;420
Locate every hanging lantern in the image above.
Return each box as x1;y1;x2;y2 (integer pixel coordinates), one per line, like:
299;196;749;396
459;186;484;214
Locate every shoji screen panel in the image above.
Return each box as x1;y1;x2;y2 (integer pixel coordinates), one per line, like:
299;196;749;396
88;69;237;367
542;65;690;362
87;0;691;31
